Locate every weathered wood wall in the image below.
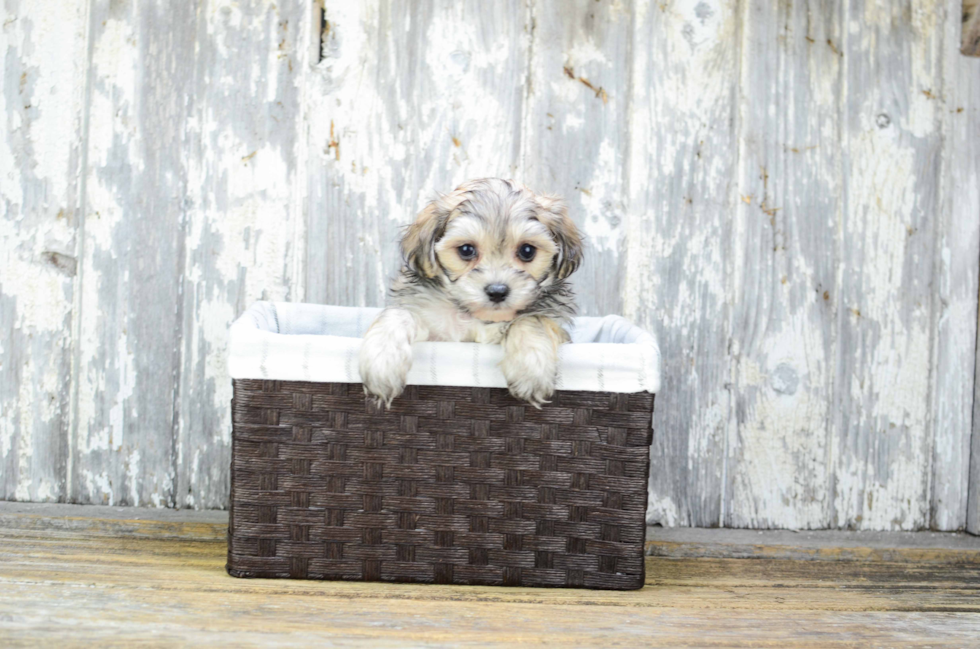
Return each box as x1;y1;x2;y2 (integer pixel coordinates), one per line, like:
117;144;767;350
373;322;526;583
2;0;979;532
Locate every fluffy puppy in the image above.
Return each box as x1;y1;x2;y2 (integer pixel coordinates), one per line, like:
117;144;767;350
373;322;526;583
359;178;583;408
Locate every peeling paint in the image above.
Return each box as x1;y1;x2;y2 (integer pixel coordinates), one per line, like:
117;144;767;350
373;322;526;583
625;0;739;527
175;0;306;510
2;0;978;530
1;0;88;502
832;0;946;531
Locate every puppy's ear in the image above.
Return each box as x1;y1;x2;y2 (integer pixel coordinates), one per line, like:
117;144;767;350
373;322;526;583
401;199;447;278
537;195;583;280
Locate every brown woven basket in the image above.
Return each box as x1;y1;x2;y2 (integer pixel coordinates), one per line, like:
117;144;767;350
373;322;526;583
227;379;654;589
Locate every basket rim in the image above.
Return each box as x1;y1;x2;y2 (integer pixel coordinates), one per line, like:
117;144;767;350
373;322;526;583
229;301;662;394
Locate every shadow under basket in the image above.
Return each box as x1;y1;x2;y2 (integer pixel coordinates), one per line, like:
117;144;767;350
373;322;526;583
227;380;655;590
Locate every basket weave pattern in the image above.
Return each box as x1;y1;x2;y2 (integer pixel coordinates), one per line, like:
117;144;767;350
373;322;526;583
228;379;654;589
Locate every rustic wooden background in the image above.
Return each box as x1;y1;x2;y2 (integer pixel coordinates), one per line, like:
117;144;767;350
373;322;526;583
2;0;979;532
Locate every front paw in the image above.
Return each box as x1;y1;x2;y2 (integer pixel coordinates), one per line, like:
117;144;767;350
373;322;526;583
500;354;556;408
359;337;412;408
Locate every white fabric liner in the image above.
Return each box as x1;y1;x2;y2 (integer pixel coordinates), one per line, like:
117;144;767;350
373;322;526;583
229;302;661;394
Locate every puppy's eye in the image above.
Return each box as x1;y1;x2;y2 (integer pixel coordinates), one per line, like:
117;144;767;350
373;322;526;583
458;244;477;261
517;244;536;262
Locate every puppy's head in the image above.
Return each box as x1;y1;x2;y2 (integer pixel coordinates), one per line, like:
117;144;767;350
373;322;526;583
401;178;583;322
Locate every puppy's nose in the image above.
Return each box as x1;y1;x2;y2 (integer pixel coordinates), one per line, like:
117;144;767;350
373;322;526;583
484;283;510;303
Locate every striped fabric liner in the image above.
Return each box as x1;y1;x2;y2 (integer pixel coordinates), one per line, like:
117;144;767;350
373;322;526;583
229;302;661;395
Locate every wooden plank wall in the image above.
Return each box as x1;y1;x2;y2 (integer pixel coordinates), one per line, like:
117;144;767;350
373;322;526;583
1;0;979;532
1;0;307;509
1;0;89;502
944;0;980;534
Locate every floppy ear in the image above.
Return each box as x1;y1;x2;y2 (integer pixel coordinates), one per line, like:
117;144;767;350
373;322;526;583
401;201;444;277
403;191;469;278
537;195;583;280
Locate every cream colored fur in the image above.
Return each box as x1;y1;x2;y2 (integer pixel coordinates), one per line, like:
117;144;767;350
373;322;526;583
359;178;583;408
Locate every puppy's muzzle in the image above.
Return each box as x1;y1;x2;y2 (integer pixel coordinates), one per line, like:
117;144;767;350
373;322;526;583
484;283;510;303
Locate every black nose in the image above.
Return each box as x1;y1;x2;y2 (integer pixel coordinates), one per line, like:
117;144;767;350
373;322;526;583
484;283;510;303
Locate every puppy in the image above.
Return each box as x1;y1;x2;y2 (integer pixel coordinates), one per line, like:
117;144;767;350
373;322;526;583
359;178;583;408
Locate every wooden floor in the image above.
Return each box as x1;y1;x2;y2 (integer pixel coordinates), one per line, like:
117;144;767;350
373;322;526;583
1;503;979;647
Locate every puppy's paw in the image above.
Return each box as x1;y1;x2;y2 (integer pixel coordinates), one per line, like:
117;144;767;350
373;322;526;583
359;345;411;408
359;330;413;409
500;316;565;409
500;353;556;409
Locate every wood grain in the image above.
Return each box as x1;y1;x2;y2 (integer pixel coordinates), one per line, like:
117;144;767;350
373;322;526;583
2;0;980;532
71;0;197;506
305;0;530;307
627;0;741;528
0;0;88;502
935;0;980;531
726;0;841;529
175;0;308;510
519;0;631;317
1;507;979;646
832;0;945;531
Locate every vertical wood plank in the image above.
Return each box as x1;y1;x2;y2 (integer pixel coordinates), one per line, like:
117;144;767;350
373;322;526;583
0;0;89;502
71;1;196;506
725;0;841;528
519;0;632;317
953;4;980;536
175;0;308;509
625;0;741;527
931;0;980;531
972;307;980;533
832;0;944;530
305;0;530;308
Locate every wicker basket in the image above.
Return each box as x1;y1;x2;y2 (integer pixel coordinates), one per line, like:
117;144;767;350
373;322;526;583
226;303;659;590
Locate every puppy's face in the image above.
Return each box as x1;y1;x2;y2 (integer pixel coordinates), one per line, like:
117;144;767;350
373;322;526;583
402;179;582;322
